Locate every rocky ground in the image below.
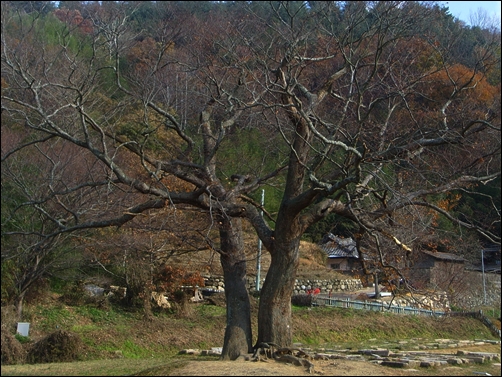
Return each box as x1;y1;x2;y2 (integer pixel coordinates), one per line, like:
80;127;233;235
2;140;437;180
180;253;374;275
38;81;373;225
174;284;501;376
173;340;502;376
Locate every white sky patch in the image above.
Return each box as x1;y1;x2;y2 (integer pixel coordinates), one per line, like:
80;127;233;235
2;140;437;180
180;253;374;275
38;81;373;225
439;1;501;28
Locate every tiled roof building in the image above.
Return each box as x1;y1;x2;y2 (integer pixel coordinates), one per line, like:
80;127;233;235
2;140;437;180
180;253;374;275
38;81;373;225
319;233;360;271
319;233;358;258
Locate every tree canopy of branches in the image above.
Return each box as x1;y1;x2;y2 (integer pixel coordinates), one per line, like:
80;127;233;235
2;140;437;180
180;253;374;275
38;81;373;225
2;0;500;360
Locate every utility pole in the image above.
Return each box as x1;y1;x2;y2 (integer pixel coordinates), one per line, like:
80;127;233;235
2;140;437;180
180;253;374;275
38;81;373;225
255;189;265;292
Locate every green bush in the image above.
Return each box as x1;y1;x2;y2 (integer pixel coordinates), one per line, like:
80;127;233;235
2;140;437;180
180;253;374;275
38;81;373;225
14;333;31;344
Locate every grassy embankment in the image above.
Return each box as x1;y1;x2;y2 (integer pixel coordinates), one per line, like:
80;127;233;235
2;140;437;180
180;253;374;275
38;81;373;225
1;290;500;376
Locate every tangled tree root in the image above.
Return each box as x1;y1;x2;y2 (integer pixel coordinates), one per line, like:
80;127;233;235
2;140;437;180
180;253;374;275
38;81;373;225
251;342;315;374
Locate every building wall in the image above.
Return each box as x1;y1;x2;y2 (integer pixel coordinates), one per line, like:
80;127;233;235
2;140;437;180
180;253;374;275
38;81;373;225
326;257;358;271
411;254;436;269
430;260;465;287
408;268;431;289
408;259;465;291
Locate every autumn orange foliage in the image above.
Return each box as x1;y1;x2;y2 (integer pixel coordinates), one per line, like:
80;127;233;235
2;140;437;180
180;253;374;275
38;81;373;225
153;265;205;299
53;8;93;34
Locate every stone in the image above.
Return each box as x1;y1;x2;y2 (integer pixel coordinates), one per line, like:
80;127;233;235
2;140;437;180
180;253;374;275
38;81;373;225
381;361;408;368
420;360;435;368
151;291;171;309
470;357;486;364
359;349;391;357
179;349;201;355
314;353;330;360
405;360;419;368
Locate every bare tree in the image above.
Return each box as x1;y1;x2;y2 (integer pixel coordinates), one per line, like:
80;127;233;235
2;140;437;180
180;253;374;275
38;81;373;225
2;1;500;356
1;129;99;317
1;2;259;359
227;1;501;347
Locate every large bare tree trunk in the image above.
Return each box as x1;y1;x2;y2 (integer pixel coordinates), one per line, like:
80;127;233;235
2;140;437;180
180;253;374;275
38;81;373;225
219;216;253;360
256;215;301;348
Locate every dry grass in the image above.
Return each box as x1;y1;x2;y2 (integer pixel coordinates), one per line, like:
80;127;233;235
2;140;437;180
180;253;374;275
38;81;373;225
1;292;500;376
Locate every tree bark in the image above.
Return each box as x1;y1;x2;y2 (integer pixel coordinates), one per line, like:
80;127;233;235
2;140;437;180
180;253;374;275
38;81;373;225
219;216;253;360
143;285;153;321
14;291;26;321
255;216;301;347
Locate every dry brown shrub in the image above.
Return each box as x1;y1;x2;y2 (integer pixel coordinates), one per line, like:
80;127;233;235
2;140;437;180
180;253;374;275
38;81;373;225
26;330;85;364
355;293;370;301
59;282;88;306
24;278;50;305
300;241;327;266
291;294;313;307
0;331;26;365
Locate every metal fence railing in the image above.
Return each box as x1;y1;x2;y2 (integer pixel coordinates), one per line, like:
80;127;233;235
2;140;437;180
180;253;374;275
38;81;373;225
312;296;446;317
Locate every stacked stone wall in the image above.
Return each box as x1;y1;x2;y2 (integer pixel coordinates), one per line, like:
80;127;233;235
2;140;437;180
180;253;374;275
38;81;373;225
202;275;363;294
291;278;363;294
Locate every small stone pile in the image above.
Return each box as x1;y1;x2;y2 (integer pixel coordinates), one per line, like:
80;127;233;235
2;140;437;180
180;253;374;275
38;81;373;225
179;347;222;356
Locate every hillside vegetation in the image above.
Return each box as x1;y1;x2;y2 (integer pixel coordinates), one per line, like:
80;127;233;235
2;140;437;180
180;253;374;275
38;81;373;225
2;281;500;364
1;0;500;366
2;235;500;370
2;239;500;374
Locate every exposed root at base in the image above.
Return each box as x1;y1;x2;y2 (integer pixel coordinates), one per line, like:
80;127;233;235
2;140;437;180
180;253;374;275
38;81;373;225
251;342;315;374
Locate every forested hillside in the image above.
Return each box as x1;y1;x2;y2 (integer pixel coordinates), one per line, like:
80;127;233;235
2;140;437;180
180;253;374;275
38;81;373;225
2;1;500;361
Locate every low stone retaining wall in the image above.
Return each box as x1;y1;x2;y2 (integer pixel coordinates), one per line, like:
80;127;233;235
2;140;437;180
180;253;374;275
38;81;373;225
202;276;226;292
452;272;501;309
389;292;450;311
202;275;363;294
292;278;363;294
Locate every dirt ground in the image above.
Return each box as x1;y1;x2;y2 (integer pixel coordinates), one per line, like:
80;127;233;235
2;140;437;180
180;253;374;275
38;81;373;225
167;344;501;376
168;358;397;376
168;355;501;376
